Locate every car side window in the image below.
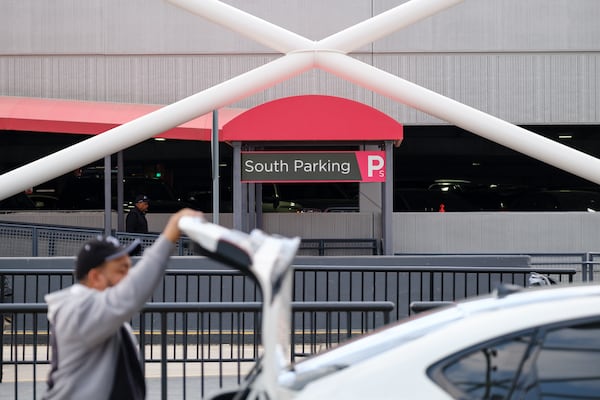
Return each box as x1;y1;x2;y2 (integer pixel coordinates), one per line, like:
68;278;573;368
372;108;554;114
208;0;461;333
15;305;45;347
438;332;535;399
532;321;600;398
430;319;600;399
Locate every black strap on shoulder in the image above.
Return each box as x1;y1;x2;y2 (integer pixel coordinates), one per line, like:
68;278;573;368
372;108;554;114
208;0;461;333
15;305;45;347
109;325;146;400
45;317;59;392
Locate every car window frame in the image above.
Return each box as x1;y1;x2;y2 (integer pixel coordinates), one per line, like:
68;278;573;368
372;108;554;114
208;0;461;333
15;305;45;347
427;315;600;400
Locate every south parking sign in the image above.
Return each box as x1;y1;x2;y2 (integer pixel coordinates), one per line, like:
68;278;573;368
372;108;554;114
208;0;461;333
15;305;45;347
241;151;386;182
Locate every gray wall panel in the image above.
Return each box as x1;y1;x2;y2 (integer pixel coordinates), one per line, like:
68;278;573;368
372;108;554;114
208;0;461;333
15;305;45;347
1;52;598;124
222;0;374;42
372;53;600;124
2;211;600;254
0;0;374;55
263;213;377;240
393;212;600;253
1;1;599;123
3;1;599;54
374;0;600;52
0;1;105;54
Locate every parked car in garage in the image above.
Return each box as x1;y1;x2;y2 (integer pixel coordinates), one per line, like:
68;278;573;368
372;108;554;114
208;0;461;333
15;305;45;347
509;189;600;211
179;216;600;400
0;191;37;211
394;187;476;211
27;193;60;209
185;183;305;213
56;175;191;213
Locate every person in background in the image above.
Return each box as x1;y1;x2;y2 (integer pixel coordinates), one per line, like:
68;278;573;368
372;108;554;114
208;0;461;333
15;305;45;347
126;194;149;233
43;208;202;400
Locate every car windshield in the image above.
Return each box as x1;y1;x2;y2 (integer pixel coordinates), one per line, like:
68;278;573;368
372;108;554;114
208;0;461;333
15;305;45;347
278;305;463;390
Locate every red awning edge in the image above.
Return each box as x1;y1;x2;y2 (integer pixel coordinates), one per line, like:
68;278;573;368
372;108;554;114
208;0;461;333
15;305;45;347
222;95;403;143
0;96;246;141
0;95;403;143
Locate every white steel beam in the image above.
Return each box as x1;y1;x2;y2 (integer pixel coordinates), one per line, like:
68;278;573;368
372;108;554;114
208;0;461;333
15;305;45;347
316;0;464;53
0;53;314;200
2;0;600;200
316;52;600;184
0;0;480;200
167;0;313;53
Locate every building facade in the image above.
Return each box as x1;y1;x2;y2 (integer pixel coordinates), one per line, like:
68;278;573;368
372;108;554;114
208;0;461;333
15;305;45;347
1;0;600;253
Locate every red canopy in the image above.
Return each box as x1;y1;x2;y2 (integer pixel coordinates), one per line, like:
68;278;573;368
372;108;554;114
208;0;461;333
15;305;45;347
0;95;403;143
222;95;403;142
0;96;245;141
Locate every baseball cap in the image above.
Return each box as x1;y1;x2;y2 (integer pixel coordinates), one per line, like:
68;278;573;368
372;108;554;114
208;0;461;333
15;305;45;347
75;236;141;280
135;194;149;203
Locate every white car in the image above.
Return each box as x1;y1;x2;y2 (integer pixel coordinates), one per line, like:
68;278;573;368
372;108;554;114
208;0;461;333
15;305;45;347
284;284;600;400
179;217;600;400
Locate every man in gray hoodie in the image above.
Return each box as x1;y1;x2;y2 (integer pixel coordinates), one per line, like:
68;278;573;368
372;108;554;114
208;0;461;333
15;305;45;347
43;208;202;400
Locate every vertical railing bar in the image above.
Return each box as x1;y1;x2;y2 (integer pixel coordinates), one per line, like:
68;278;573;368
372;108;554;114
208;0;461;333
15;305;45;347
200;311;205;399
218;312;223;388
345;311;351;340
182;313;188;400
13;312;18;400
325;310;330;348
337;271;342;343
236;311;242;384
140;313;146;376
429;270;434;302
32;313;38;399
290;309;296;363
161;311;167;400
32;226;38;256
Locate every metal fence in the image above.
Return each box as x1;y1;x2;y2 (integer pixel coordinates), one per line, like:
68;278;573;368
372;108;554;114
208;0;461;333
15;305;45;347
0;222;380;257
3;221;599;279
0;263;577;399
399;252;597;282
0;301;393;400
0;263;576;324
0;221;587;399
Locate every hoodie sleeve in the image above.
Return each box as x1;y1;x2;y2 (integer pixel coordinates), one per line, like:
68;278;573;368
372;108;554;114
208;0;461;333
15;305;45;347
67;234;175;348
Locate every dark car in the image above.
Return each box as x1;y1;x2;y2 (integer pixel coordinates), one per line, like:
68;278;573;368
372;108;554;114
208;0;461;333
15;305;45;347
273;182;358;212
394;188;475;212
509;189;600;211
56;176;191;213
186;183;304;213
394;180;523;212
0;192;37;211
27;193;60;209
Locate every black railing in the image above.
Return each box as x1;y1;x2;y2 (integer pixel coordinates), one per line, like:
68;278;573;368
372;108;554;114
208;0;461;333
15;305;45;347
0;222;380;257
291;265;575;321
0;264;576;321
300;238;380;255
0;301;393;400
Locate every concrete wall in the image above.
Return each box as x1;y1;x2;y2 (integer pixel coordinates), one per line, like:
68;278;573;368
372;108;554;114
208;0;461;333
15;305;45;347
1;0;598;125
1;0;599;252
2;211;600;254
3;1;598;54
0;211;234;233
393;211;600;254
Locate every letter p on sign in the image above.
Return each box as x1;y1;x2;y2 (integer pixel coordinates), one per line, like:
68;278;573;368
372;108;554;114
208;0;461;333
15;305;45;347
367;155;385;178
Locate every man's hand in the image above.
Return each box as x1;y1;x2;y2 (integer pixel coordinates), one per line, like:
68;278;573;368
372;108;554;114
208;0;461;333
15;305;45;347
163;209;204;243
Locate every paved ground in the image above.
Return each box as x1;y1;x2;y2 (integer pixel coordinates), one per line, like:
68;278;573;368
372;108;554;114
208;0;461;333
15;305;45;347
0;364;246;400
0;345;254;400
0;376;243;400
